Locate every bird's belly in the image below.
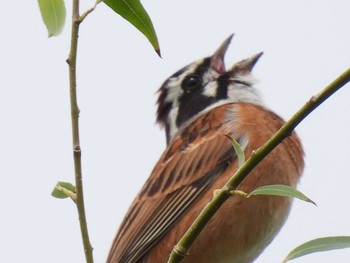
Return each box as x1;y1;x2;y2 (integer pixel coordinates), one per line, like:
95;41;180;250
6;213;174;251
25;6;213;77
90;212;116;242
142;181;294;263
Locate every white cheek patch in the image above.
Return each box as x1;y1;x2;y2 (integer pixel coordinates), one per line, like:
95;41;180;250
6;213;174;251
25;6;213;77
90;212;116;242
202;80;218;97
167;105;179;141
227;75;264;106
165;78;183;103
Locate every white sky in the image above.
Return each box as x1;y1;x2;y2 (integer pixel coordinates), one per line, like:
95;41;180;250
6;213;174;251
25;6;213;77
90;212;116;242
1;1;350;262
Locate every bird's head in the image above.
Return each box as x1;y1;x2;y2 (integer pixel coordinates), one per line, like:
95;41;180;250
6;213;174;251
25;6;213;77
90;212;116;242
157;35;263;144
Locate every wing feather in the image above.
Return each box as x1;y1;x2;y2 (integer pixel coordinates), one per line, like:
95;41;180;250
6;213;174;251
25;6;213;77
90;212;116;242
107;106;243;263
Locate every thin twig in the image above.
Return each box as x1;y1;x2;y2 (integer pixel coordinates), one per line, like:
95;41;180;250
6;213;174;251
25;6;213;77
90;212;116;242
167;66;350;263
66;0;94;262
78;7;95;24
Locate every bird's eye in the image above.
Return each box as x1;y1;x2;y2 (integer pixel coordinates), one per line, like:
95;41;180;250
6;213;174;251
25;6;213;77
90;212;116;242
182;74;202;92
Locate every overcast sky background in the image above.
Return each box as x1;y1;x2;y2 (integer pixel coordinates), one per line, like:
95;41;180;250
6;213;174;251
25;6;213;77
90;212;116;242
1;1;350;262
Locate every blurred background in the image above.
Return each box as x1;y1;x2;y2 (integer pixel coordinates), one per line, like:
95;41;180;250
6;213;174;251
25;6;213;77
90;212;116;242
1;1;350;262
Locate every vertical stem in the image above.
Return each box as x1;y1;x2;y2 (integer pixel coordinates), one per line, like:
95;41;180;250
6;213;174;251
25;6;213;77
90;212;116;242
66;0;94;262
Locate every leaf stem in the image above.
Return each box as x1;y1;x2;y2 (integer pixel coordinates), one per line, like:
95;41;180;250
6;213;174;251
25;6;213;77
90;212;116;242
66;0;94;262
78;6;95;24
167;67;350;263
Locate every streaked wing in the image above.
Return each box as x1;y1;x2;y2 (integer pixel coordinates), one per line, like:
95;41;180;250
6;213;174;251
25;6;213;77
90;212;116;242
108;106;242;263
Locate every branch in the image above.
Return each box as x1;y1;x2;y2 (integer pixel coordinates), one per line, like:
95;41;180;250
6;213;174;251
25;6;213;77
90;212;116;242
167;66;350;263
66;0;94;262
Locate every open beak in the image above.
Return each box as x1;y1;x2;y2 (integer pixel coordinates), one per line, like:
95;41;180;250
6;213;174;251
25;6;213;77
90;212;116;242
229;52;263;74
211;34;263;74
211;34;234;73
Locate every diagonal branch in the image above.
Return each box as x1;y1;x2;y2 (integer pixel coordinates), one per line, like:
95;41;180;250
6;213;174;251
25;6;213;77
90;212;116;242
167;66;350;263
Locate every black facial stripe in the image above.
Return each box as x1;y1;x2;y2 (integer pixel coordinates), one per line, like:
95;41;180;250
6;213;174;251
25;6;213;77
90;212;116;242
156;85;172;125
176;57;214;128
194;57;211;76
175;57;239;128
215;73;230;100
171;67;186;78
170;56;210;80
176;93;216;128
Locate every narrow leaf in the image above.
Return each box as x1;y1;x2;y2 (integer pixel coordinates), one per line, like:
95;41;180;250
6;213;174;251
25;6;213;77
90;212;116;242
223;134;245;168
249;184;316;205
283;236;350;262
37;0;66;37
51;181;76;199
103;0;160;56
231;138;245;168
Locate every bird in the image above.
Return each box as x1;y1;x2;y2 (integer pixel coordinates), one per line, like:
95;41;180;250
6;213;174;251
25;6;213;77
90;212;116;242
107;34;304;263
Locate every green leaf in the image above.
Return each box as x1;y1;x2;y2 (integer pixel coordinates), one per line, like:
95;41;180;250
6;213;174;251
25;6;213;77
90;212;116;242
51;181;76;199
249;184;316;205
37;0;66;37
230;138;245;168
283;236;350;262
223;134;245;168
103;0;160;56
